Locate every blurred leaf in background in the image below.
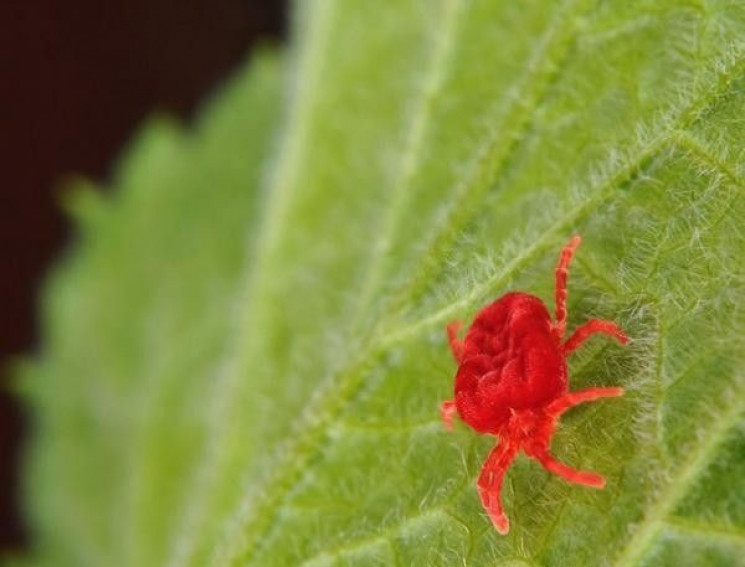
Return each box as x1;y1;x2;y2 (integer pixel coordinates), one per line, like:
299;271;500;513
17;0;745;565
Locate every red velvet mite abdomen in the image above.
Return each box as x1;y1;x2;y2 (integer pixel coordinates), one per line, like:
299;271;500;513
455;293;567;434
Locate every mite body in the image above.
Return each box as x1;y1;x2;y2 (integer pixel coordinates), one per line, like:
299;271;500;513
441;236;628;534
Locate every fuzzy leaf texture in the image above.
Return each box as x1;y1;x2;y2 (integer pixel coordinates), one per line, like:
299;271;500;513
19;1;745;566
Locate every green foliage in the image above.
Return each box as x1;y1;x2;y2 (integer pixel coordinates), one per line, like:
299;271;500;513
20;0;745;565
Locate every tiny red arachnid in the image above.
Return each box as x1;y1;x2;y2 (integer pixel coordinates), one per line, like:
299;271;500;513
440;235;628;535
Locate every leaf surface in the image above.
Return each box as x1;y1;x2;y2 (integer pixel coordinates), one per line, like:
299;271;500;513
23;1;745;566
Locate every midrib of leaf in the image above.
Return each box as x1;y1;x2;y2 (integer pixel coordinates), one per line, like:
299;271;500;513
614;395;744;566
162;2;339;565
217;48;745;567
248;0;333;267
211;1;595;562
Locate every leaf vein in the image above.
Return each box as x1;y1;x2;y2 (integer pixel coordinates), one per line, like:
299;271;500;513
352;0;467;323
664;516;745;546
614;397;744;566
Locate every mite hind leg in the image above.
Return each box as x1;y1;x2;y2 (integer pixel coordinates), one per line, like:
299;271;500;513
526;446;606;488
477;440;519;535
440;400;457;431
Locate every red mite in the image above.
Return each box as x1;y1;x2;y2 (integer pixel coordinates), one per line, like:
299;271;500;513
440;236;628;535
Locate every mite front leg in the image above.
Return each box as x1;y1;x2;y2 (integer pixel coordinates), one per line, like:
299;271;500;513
446;320;465;363
440;400;457;431
553;236;582;340
477;440;519;535
563;319;628;356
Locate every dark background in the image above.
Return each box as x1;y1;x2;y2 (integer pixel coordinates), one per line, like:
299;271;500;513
0;0;286;553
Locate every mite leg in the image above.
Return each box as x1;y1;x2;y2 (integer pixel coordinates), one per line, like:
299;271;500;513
546;387;624;418
553;236;582;339
446;320;465;363
440;400;457;431
477;440;519;535
527;446;605;488
563;319;628;356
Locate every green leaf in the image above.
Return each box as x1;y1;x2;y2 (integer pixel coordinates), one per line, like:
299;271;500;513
22;1;745;566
